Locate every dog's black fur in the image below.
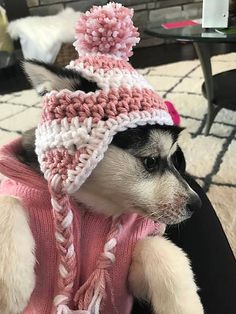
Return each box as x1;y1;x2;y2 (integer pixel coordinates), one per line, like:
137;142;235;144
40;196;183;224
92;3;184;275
17;125;186;180
25;60;99;95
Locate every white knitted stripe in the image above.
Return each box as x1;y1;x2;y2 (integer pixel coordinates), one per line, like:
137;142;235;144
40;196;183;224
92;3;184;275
56;304;90;313
66;62;153;91
36;109;173;193
35;117;94;155
36;110;172;155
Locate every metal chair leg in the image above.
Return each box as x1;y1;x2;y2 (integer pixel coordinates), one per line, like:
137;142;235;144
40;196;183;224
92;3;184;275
193;42;217;135
204;103;221;136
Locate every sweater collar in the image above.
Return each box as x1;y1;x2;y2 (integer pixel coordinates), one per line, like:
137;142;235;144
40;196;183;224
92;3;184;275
0;138;47;190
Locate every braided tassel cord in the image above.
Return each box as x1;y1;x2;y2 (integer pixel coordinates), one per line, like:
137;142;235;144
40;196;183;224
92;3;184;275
57;304;89;314
49;176;78;311
74;218;121;314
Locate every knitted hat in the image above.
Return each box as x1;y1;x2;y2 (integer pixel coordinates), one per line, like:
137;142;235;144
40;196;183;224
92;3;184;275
35;3;180;313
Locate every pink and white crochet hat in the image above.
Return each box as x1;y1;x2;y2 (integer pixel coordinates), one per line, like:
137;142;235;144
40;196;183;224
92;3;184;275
35;2;179;194
35;2;180;313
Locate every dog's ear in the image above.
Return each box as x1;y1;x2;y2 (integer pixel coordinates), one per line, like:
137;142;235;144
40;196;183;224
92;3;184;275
23;60;98;95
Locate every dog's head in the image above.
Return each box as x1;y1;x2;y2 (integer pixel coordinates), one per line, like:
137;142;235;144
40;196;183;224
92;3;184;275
23;60;201;225
76;125;201;224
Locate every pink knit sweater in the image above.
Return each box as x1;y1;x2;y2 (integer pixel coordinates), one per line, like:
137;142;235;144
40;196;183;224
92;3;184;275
0;139;164;314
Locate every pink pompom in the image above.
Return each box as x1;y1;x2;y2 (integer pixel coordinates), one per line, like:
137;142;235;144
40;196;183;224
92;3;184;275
74;2;140;60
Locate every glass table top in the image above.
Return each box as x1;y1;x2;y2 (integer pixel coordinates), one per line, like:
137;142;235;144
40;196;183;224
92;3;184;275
146;23;236;43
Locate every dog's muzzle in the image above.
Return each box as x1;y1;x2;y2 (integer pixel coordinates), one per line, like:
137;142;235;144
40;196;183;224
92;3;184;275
186;192;202;215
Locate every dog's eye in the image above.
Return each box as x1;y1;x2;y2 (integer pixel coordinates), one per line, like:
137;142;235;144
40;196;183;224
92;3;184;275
171;147;186;173
142;157;159;173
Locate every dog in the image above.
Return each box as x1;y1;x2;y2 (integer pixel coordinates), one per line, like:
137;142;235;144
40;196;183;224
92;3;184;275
0;60;204;314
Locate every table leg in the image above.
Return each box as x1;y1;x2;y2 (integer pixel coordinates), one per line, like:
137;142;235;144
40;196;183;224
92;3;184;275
193;42;220;135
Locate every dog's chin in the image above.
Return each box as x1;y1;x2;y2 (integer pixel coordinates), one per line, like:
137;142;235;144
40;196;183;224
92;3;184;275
144;209;192;225
161;211;193;225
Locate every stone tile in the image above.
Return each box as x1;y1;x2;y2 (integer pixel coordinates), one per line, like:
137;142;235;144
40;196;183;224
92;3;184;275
147;2;155;9
180;117;201;133
26;0;39;7
145;76;180;92
188;66;203;78
0;104;26;121
8;90;41;107
30;4;64;16
149;6;182;23
178;132;224;177
212;61;236;75
172;77;203;94
166;93;207;119
133;10;149;27
209;123;234;138
0;93;15;102
40;0;71;4
137;68;151;75
182;3;202;19
212;52;236;62
0;108;41;132
158;0;196;9
189;60;236;77
213;140;236;185
132;4;146;11
65;0;107;12
118;0;150;6
0;130;20;146
215;108;236;125
207;185;236;257
158;91;166;98
149;60;200;77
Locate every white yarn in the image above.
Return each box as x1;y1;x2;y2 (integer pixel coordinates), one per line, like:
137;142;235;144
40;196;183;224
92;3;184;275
67;62;153;91
36;109;172;157
64;110;172;193
57;304;90;314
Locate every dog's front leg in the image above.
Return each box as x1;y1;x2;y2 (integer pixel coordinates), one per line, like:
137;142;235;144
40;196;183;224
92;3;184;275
0;195;35;314
129;236;204;314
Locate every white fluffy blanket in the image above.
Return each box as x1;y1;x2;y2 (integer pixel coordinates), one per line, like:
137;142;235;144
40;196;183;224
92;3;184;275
8;8;81;63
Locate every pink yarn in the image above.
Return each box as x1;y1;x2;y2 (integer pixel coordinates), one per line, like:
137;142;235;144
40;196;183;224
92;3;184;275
72;55;135;72
74;217;121;312
43;148;88;181
165;100;181;126
0;138;47;190
50;188;77;308
74;2;140;60
42;88;166;123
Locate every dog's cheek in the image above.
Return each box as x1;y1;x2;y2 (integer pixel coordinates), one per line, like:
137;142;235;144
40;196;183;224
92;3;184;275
132;173;188;217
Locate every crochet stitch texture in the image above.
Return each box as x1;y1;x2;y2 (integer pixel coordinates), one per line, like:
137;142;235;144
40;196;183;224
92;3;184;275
22;2;179;314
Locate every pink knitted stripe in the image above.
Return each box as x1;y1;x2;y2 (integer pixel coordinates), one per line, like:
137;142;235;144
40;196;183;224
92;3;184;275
43;148;88;181
72;55;134;72
41;87;166;123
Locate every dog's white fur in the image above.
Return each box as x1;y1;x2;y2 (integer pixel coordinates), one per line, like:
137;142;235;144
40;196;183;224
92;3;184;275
0;62;204;313
129;236;204;314
0;196;35;314
0;195;203;314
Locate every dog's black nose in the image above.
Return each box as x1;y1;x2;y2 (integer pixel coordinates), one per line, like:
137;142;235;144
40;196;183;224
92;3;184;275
187;193;202;213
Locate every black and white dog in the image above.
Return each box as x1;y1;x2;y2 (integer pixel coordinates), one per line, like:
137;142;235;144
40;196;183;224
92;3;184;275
0;61;203;314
